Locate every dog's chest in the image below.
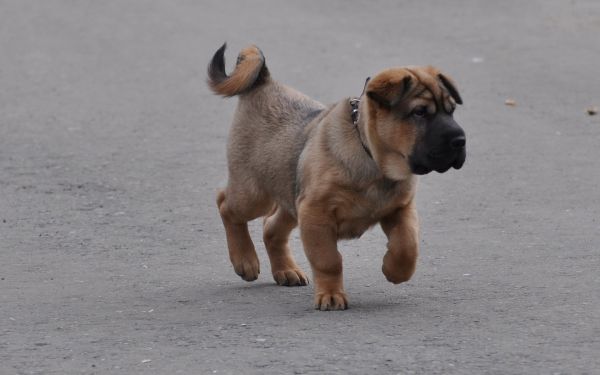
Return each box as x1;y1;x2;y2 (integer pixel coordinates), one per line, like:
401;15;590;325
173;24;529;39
334;180;410;239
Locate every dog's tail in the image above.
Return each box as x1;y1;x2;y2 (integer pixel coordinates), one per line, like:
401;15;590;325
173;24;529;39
207;43;270;97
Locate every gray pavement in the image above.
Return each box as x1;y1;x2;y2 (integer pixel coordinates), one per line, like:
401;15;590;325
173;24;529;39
1;1;599;374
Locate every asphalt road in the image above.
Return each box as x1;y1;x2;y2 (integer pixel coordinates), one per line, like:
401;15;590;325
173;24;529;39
1;1;599;374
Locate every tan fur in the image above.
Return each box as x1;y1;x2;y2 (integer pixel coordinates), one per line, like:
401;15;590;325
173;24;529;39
209;45;462;310
208;45;265;97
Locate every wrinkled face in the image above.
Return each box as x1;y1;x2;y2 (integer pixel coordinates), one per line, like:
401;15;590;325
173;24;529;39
364;66;466;179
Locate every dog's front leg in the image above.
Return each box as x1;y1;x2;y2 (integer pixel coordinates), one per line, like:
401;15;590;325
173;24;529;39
380;201;419;284
298;204;347;311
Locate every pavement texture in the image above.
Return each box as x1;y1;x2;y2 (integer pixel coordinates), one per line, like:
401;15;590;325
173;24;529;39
1;1;599;374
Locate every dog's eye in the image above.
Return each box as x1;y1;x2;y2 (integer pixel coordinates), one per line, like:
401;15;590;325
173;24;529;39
412;106;427;118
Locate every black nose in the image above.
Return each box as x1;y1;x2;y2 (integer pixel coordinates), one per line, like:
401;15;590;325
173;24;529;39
449;136;466;150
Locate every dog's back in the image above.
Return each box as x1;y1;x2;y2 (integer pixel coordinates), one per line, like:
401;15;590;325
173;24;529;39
208;44;325;213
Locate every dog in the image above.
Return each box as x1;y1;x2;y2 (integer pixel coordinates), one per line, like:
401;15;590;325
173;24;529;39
207;43;465;310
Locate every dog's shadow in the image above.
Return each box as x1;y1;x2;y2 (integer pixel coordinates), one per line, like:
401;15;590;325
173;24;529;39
191;281;420;315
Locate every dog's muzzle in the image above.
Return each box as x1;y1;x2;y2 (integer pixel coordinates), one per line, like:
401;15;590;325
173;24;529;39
410;127;466;175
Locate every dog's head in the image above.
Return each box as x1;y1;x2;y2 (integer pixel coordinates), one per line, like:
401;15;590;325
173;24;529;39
363;66;466;179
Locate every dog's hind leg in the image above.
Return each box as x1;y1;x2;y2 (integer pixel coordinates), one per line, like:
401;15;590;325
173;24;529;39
263;206;308;286
217;186;271;282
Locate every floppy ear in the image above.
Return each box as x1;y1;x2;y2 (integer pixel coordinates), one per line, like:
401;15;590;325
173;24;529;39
438;73;463;105
366;73;413;109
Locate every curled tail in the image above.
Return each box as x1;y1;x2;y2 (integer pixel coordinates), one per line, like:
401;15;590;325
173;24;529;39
207;43;270;97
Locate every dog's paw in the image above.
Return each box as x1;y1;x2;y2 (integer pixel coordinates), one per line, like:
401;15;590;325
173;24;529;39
382;262;413;284
314;291;348;311
382;251;415;284
273;268;309;286
232;256;260;282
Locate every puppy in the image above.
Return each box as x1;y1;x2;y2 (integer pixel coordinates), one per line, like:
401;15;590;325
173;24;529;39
207;43;465;310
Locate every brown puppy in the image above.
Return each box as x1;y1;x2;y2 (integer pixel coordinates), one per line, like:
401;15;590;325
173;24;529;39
207;43;466;310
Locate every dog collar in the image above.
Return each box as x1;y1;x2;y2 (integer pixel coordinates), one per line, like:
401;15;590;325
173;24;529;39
350;77;373;159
